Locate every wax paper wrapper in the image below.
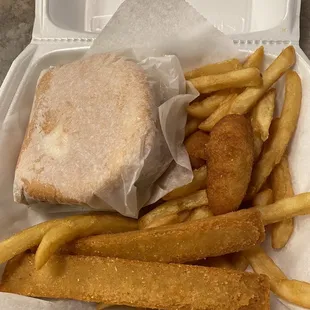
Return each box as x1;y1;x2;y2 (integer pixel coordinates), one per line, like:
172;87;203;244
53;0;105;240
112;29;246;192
85;0;239;215
12;0;239;218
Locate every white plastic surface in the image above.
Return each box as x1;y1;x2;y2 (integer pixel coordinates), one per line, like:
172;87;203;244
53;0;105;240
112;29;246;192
36;0;299;42
0;0;308;309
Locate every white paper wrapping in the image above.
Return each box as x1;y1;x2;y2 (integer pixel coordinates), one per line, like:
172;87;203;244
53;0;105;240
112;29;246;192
0;0;309;309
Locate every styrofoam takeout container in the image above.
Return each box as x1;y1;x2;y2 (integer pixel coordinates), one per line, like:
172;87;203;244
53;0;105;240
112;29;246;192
0;0;309;309
0;0;306;128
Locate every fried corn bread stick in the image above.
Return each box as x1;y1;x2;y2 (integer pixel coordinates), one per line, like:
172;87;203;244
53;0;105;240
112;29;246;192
65;209;265;263
0;254;270;310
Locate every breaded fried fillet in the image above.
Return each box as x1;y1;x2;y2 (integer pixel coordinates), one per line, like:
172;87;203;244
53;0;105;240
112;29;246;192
1;254;270;310
65;209;265;262
206;115;254;215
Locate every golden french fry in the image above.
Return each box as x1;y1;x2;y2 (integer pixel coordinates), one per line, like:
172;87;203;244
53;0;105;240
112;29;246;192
187;89;233;119
248;71;302;197
190;67;262;94
185;117;201;138
252;189;273;207
186;206;213;221
230;252;249;271
187;47;262;120
271;279;310;309
243;246;286;280
253;135;264;161
163;166;207;201
198;93;238;132
0;215;82;265
184;58;241;80
251;88;276;142
243;46;265;70
138;190;208;229
270;155;294;249
229;46;296;115
255;193;310;225
35;214;138;269
139;210;192;229
244;246;310;309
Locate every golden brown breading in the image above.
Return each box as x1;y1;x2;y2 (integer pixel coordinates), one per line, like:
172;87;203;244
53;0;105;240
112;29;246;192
1;254;270;310
206;115;254;215
65;209;265;263
184;130;210;168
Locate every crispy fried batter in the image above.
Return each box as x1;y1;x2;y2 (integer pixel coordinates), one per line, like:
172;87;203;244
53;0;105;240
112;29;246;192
184;131;210;169
65;209;265;263
206;115;254;215
1;254;270;310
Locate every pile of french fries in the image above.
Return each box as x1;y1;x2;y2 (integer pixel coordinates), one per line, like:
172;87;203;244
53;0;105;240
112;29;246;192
1;45;310;309
141;45;308;308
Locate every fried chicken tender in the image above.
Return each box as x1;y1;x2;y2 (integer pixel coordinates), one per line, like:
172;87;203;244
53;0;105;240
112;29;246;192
206;115;254;215
184;130;209;168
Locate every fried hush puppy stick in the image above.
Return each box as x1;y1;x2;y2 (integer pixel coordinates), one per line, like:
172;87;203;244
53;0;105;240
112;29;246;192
0;254;270;310
65;209;265;263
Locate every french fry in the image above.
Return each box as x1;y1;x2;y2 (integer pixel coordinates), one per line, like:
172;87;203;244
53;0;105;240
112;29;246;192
0;218;62;265
184;58;241;80
243;46;265;69
198;93;238;132
271;279;310;309
230;252;249;271
190;67;262;94
245;246;310;309
253;135;264;161
251;88;276;142
243;246;286;280
255;193;310;225
0;214;137;266
270;155;294;249
163;166;207;201
229;46;296;115
138;190;208;229
187;89;233;119
35;214;138;269
247;71;301;197
186;206;213;221
252;189;273;207
185;117;201;138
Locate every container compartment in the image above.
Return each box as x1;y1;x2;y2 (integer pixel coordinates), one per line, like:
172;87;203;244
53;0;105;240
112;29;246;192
46;0;292;35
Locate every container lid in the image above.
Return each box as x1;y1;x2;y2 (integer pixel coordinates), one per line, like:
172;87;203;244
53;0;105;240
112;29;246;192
33;0;300;44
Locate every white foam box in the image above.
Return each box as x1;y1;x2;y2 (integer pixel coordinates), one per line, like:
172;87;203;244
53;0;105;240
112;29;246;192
0;1;309;309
